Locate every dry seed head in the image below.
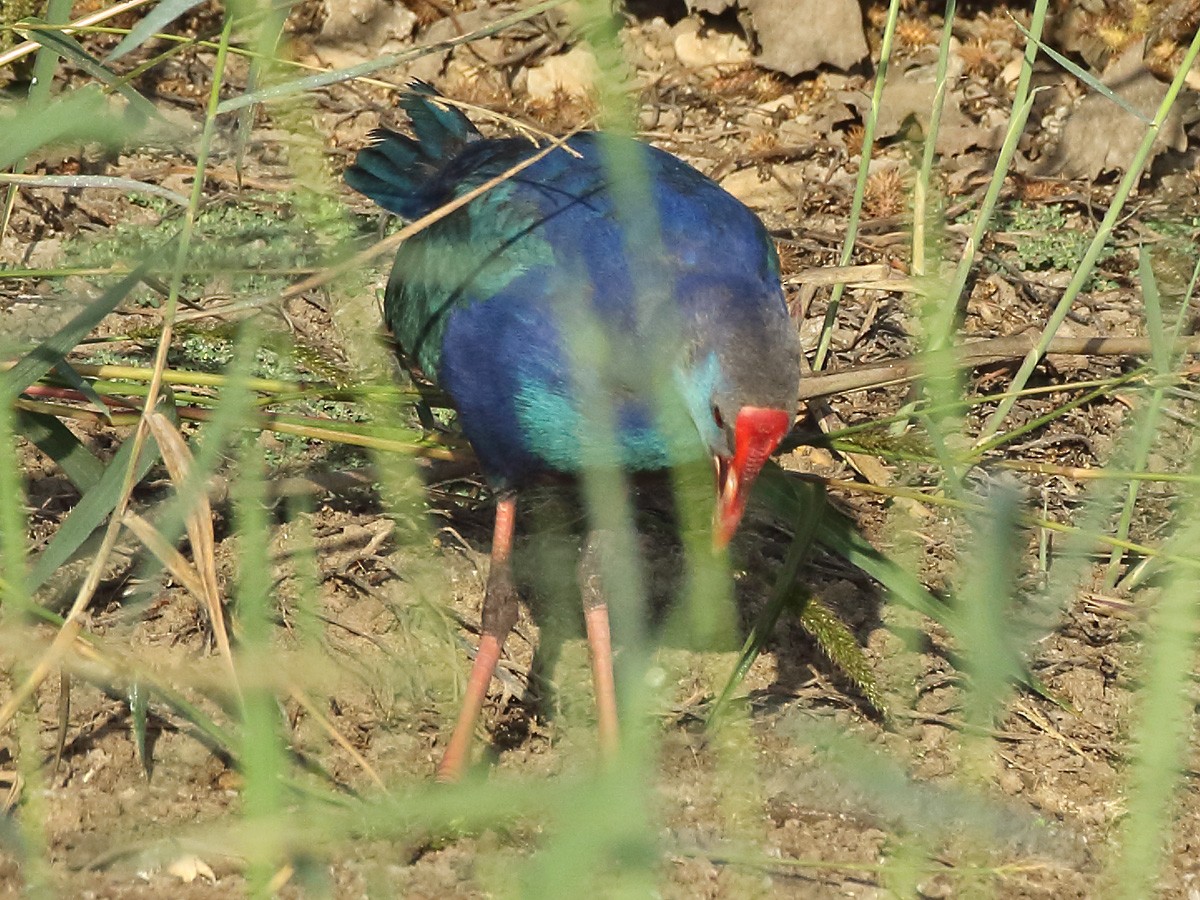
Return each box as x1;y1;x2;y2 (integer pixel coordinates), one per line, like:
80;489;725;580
1148;0;1200;46
706;68;789;103
864;167;906;219
752;72;789;102
748;130;780;155
707;66;760;96
775;240;801;278
976;12;1018;44
524;88;598;132
843;123;866;159
792;76;828;112
1016;177;1070;203
446;72;513;111
896;17;936;50
1095;15;1137;52
959;36;1002;79
865;4;889;28
1146;37;1187;78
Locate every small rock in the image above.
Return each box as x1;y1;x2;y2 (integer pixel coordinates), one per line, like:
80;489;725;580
998;766;1026;795
526;45;601;104
318;0;416;50
755;95;797;116
673;20;751;70
720;167;793;210
747;0;868;75
167;854;216;884
1041;42;1188;178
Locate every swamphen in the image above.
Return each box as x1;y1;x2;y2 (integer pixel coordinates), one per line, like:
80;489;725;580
345;84;801;780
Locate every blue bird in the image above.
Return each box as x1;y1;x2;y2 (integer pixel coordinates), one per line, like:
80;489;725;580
346;83;801;780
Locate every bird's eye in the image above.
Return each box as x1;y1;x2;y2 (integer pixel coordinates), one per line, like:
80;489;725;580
712;405;725;430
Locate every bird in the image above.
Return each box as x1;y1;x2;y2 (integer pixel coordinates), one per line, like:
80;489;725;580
345;83;801;781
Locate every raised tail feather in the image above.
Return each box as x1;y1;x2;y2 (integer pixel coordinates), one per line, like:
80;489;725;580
344;82;480;220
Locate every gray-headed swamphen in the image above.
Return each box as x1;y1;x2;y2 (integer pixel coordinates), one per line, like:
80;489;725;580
345;83;801;780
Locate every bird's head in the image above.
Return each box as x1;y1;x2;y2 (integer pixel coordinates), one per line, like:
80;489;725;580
676;278;801;548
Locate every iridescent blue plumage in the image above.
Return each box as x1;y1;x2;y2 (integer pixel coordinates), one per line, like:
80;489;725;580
346;84;802;779
346;85;800;489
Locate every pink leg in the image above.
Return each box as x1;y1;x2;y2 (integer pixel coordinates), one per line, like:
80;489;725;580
579;532;620;761
437;494;519;782
584;602;619;761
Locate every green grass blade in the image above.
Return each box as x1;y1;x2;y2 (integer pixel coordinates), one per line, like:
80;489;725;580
27;422;161;599
0;84;139;170
13;410;104;492
0;172;190;207
955;480;1026;767
912;0;957;279
1102;251;1180;587
1109;484;1200;896
52;359;111;422
1140;247;1170;378
233;2;288;176
0;0;72;250
16;19;160;121
128;680;151;777
812;0;901;370
709;468;823;724
0;397;31;615
0;262;149;403
105;0;206;62
816;500;951;625
234;414;287;890
932;0;1047;465
976;23;1200;445
1012;20;1153;124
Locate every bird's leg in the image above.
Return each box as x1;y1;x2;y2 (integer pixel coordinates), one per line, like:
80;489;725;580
579;532;620;761
436;493;520;782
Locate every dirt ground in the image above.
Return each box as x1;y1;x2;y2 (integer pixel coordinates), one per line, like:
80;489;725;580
4;0;1200;896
